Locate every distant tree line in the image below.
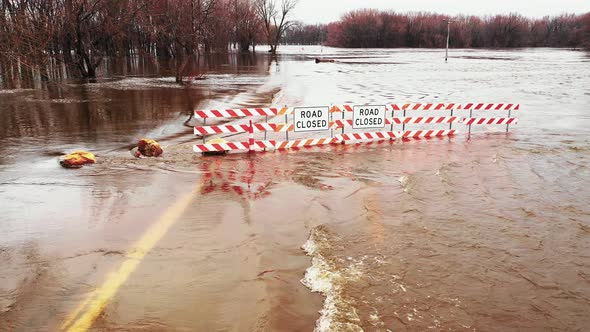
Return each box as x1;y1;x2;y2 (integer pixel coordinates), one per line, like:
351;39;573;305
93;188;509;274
286;10;590;49
0;0;297;81
283;23;327;45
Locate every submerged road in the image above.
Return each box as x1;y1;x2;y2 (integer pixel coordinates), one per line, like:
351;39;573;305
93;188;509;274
2;138;590;331
62;184;202;331
1;150;327;331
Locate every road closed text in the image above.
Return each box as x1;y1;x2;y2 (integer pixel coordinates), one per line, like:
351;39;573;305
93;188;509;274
353;105;386;129
294;107;330;132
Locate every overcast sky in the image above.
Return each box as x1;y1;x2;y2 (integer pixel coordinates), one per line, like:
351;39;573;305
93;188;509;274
292;0;590;24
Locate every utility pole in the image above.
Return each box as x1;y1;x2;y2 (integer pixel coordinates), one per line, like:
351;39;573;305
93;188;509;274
444;19;454;62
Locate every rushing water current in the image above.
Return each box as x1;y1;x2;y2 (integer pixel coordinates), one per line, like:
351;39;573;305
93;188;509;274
1;47;589;331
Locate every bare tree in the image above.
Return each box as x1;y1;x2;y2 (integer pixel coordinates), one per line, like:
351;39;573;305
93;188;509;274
0;0;57;76
322;10;589;49
58;0;147;78
254;0;297;55
230;0;262;52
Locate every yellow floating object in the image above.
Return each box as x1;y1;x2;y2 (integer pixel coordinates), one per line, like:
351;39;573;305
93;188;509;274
136;138;163;157
60;151;96;168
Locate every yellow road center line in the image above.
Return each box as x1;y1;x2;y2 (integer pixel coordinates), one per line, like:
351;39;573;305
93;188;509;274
60;290;95;330
63;185;201;331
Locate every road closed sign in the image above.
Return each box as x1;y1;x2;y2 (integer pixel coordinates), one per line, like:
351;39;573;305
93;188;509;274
294;106;330;132
353;105;386;129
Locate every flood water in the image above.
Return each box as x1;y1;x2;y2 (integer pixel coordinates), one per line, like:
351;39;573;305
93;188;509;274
1;47;589;331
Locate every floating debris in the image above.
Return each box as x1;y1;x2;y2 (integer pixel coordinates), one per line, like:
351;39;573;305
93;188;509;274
59;151;96;168
315;58;335;63
135;138;163;157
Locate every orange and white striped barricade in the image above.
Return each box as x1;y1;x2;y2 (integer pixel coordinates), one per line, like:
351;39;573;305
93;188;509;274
459;103;520;136
193;102;519;155
461;118;518;125
334;131;397;143
194;141;251;153
199;158;271;200
273;137;340;150
386;103;461;139
390;116;462;139
194;107;290;119
398;129;457;139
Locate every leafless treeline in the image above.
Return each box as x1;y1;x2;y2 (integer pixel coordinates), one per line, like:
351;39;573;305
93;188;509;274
0;0;297;81
287;10;590;49
283;23;326;45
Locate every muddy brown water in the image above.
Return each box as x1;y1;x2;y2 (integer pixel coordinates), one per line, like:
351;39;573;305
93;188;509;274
1;47;589;331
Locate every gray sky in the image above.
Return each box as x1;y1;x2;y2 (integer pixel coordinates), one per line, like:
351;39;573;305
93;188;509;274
292;0;590;24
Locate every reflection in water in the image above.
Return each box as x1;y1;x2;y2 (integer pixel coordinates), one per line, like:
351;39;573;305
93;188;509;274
0;53;267;90
0;53;272;166
200;156;273;200
198;152;338;200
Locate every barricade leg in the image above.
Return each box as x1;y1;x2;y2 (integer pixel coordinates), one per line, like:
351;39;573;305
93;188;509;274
248;120;254;153
203;118;207;143
285;114;289;141
402;109;406;132
341;110;345;144
468;109;472;139
330;108;333;138
449;108;453;130
390;109;394;140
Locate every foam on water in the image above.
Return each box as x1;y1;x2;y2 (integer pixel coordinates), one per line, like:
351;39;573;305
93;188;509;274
398;174;413;193
0;88;35;94
301;226;363;332
79;75;268;91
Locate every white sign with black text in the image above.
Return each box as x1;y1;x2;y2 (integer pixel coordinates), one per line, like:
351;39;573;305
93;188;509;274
293;106;330;132
353;105;386;129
